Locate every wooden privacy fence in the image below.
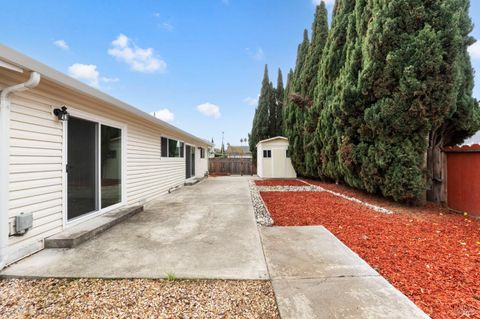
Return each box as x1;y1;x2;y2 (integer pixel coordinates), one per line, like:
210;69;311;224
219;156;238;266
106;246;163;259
209;158;256;175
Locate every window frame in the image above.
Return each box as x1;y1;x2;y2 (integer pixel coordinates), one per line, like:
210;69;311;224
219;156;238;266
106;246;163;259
263;150;272;158
161;136;185;158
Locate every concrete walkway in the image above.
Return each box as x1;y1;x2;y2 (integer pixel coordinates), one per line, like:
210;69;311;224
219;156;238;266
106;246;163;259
261;226;430;319
2;176;268;280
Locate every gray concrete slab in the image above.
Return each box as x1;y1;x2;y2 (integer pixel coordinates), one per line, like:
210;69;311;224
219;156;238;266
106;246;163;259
260;226;377;279
261;226;429;319
272;277;429;319
2;176;268;280
45;206;143;248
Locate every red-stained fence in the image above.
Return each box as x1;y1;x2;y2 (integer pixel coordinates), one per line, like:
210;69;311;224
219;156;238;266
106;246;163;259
444;144;480;217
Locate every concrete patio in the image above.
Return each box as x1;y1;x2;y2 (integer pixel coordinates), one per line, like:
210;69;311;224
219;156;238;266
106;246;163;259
1;176;268;280
2;176;430;318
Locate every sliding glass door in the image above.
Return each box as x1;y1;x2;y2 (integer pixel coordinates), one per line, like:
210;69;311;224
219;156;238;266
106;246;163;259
67;117;98;220
101;125;122;208
67;117;122;221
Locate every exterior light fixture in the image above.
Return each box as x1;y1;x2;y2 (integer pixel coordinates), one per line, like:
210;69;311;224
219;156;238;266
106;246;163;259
53;105;69;121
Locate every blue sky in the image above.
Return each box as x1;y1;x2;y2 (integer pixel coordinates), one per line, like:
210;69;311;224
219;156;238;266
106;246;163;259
1;0;479;147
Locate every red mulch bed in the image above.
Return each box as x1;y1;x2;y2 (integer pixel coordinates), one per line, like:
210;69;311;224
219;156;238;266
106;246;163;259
261;191;480;319
255;179;306;187
303;179;447;216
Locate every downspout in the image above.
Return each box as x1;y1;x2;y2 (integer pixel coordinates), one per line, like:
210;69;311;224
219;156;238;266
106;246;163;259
0;71;40;270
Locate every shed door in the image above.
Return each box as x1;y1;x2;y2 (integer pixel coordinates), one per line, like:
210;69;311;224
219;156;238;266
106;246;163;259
272;148;286;178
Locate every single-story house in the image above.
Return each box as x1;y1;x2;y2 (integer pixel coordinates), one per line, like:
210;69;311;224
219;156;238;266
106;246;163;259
0;45;211;268
226;145;252;158
256;136;296;179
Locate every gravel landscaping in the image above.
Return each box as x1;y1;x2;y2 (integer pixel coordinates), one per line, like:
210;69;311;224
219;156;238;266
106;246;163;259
0;279;279;319
254;180;307;187
261;189;480;319
249;180;273;226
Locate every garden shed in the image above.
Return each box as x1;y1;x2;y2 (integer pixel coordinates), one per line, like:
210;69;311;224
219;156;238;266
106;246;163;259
256;136;296;179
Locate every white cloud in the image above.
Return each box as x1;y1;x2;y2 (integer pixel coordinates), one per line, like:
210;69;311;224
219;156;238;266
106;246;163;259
53;39;69;50
312;0;335;5
68;64;119;88
244;96;259;107
68;63;99;87
469;41;480;59
196;102;221;119
246;47;265;61
101;76;120;83
150;108;175;122
108;34;167;73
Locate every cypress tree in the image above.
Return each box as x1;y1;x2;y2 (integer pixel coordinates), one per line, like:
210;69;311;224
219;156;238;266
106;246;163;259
302;1;329;177
314;0;356;181
285;29;310;176
279;0;478;203
250;65;274;159
275;69;285;136
353;0;479;201
282;69;294;136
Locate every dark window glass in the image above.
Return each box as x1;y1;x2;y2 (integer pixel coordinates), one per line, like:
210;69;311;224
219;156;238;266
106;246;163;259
263;150;271;158
67;117;98;220
101;125;122;208
286;150;290;158
200;148;205;158
169;139;179;157
161;137;168;157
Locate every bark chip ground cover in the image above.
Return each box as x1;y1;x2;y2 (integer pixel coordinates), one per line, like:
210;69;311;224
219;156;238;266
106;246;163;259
260;184;480;319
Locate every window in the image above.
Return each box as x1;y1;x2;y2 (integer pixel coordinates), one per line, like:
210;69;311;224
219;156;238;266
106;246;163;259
263;150;272;158
161;137;184;158
161;137;168;157
199;147;205;159
286;150;290;158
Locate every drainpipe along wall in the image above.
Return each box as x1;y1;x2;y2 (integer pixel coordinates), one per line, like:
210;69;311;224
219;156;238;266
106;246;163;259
0;71;41;270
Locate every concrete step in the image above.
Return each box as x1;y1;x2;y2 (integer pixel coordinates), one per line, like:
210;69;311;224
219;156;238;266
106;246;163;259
44;206;143;249
184;176;206;186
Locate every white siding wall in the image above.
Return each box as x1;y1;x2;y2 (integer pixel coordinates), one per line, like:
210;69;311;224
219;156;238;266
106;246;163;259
1;70;210;263
195;146;208;178
257;143;263;177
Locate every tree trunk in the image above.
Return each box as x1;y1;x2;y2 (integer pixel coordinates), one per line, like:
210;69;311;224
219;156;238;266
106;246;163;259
427;145;446;204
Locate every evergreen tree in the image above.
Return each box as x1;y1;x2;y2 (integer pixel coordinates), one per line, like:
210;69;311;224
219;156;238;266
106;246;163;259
301;1;329;177
282;69;294;136
314;0;356;181
279;0;479;203
284;29;310;176
350;0;478;201
274;69;285;136
250;65;275;159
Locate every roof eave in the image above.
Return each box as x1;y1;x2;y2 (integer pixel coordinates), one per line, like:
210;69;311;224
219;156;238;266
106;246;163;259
0;44;213;147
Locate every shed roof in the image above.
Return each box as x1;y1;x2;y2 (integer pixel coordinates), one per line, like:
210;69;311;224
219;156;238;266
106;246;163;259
256;136;288;147
0;44;212;147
